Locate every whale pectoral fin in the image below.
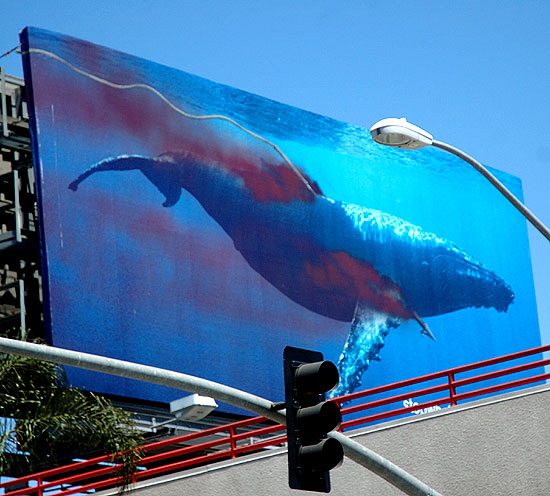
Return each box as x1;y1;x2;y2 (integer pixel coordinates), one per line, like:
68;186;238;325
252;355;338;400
413;311;436;341
329;302;400;398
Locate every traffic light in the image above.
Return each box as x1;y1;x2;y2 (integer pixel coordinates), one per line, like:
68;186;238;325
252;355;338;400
283;346;344;493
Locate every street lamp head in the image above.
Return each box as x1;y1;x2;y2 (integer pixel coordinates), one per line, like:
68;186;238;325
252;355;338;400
370;118;433;150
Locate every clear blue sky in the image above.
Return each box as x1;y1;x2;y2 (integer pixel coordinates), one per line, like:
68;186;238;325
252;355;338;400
2;0;549;345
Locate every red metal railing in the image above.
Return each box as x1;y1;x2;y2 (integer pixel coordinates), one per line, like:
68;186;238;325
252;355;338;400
1;344;549;495
339;344;550;429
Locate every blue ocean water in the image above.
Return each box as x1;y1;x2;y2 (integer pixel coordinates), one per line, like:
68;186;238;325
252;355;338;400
23;27;541;411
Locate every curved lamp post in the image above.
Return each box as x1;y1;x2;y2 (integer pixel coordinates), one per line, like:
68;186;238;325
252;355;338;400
370;118;550;243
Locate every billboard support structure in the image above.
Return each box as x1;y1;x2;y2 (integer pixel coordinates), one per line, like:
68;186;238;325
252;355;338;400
0;68;40;335
0;336;442;496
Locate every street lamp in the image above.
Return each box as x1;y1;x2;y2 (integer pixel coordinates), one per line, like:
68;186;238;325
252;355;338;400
370;118;550;243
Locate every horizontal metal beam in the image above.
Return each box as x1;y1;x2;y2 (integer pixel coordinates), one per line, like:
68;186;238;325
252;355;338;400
0;133;31;152
0;337;442;496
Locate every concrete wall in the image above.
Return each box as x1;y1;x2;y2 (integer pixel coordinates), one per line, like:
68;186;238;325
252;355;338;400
118;384;550;496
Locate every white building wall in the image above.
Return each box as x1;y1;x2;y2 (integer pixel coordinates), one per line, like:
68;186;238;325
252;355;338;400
112;384;550;496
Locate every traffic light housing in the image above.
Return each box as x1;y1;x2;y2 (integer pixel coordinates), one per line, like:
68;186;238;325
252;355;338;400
284;346;343;492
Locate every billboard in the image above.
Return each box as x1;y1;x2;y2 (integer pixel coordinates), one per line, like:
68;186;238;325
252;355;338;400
21;27;541;411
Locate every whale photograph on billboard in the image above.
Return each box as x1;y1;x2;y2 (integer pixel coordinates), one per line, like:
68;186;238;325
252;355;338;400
21;27;541;409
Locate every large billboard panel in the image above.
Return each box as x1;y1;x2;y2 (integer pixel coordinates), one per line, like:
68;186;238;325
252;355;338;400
21;27;541;411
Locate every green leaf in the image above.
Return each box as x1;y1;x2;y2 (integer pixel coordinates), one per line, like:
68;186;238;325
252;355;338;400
0;330;144;492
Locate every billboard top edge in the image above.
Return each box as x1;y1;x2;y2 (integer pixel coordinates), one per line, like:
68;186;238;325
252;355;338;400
20;26;521;184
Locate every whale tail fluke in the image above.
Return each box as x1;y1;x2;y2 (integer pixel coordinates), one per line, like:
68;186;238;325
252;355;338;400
69;155;150;190
69;155;183;207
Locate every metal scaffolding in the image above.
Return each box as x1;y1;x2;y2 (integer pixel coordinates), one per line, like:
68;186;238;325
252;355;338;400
0;67;41;335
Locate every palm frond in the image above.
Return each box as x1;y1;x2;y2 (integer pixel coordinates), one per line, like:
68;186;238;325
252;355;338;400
0;330;144;492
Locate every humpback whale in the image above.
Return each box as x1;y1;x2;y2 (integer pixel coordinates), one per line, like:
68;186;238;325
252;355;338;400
69;150;514;396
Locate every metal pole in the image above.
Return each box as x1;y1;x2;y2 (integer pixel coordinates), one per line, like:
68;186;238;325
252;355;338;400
432;140;550;243
0;337;442;496
1;66;8;138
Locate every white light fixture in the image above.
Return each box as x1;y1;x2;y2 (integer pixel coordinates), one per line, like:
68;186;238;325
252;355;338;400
170;394;218;422
370;117;433;150
370;117;550;243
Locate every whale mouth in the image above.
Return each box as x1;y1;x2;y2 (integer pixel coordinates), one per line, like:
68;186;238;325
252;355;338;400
404;254;515;318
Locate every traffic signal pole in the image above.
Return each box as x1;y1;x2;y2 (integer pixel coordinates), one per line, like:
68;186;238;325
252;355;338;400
0;337;442;496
